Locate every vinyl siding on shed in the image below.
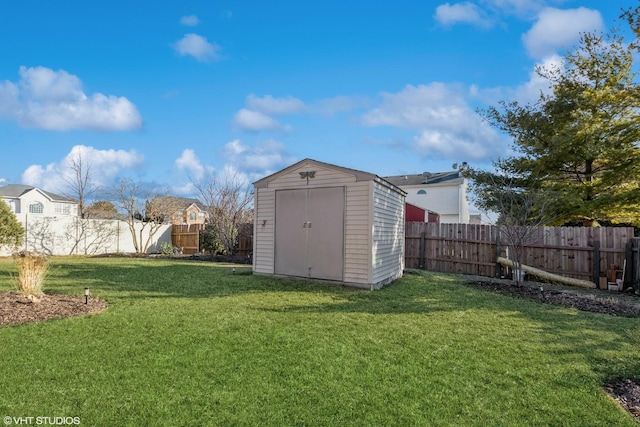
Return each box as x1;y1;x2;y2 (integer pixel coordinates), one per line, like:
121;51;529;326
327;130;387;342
344;181;372;284
372;180;405;285
253;187;275;274
253;159;404;288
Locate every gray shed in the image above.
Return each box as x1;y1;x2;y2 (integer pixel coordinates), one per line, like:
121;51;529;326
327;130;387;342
252;158;406;289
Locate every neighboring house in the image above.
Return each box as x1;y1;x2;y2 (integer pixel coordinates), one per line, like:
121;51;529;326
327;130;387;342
405;202;440;223
384;171;470;224
0;184;172;256
159;196;208;225
0;184;79;221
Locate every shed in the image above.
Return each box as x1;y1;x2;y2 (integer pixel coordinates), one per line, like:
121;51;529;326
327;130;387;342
253;158;406;289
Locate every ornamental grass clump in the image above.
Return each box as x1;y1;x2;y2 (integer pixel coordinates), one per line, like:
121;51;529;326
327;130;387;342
13;251;48;302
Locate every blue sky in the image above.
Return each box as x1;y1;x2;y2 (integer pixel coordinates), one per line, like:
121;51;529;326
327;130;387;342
0;0;633;200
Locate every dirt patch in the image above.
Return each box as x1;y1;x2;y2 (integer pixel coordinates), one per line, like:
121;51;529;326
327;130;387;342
0;292;107;327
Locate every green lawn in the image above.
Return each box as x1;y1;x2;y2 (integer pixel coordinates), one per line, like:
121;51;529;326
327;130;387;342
0;257;638;426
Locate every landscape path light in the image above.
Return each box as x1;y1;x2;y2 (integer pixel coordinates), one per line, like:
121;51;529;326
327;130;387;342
84;287;90;304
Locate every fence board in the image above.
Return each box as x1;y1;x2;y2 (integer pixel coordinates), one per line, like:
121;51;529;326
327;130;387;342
171;224;203;254
405;222;634;284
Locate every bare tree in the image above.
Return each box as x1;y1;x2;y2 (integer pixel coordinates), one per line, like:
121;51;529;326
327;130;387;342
108;179;179;254
85;201;118;219
58;150;113;255
193;172;253;255
61;150;95;218
463;166;558;284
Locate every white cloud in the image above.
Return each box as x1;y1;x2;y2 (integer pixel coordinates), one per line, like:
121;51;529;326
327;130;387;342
0;66;142;131
175;148;210;181
513;54;562;103
313;95;364;115
362;83;505;160
21;145;144;193
469;53;562;105
180;15;200;26
481;0;546;19
232;108;291;132
224;139;293;173
435;2;493;28
245;94;307;115
173;34;221;62
522;7;603;59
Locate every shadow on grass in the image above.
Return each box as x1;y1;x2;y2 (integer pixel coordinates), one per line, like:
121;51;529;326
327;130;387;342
7;258;640;384
259;270;640;384
41;258;367;300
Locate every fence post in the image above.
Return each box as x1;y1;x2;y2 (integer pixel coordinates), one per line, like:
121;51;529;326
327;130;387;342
593;240;600;290
495;227;502;278
419;231;426;270
632;238;640;295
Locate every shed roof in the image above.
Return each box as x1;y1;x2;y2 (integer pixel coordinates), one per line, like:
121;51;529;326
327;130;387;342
254;158;405;195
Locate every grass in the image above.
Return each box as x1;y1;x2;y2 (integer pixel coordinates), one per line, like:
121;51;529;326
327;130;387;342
0;257;639;426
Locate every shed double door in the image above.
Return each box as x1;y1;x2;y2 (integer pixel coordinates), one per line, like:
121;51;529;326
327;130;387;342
275;187;344;281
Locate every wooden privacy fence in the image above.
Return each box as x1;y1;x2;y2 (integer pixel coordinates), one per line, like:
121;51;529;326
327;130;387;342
405;222;639;290
171;223;253;257
171;224;204;254
236;223;253;258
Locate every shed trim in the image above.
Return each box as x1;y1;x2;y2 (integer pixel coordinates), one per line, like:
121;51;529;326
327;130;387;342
254;158;405;197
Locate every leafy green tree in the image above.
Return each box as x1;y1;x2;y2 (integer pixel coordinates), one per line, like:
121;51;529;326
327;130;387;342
0;201;24;250
469;18;640;226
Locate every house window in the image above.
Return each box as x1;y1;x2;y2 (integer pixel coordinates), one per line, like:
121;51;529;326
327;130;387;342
199;212;205;219
189;212;196;221
417;190;427;195
55;203;70;214
29;202;44;214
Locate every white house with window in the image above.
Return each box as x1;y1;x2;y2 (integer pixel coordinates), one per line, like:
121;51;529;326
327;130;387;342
383;171;471;224
0;184;79;222
0;184;175;256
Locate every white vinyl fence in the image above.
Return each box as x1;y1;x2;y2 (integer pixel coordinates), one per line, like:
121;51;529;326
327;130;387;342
1;216;172;256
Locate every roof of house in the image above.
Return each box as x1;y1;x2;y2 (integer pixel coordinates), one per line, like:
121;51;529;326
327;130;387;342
383;171;464;187
0;184;76;203
155;195;206;211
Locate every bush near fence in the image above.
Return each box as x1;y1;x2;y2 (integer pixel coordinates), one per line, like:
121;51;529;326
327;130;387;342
405;222;640;291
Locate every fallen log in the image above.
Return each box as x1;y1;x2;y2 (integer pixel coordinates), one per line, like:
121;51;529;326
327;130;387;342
497;256;596;289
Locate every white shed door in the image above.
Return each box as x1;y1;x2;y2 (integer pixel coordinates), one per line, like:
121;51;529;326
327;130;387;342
275;187;344;281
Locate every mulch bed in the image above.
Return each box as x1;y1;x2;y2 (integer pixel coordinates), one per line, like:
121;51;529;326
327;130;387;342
0;292;107;327
605;378;640;420
464;279;640;317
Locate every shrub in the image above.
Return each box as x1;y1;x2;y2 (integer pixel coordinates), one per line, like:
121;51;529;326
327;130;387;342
160;242;174;255
13;251;48;301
